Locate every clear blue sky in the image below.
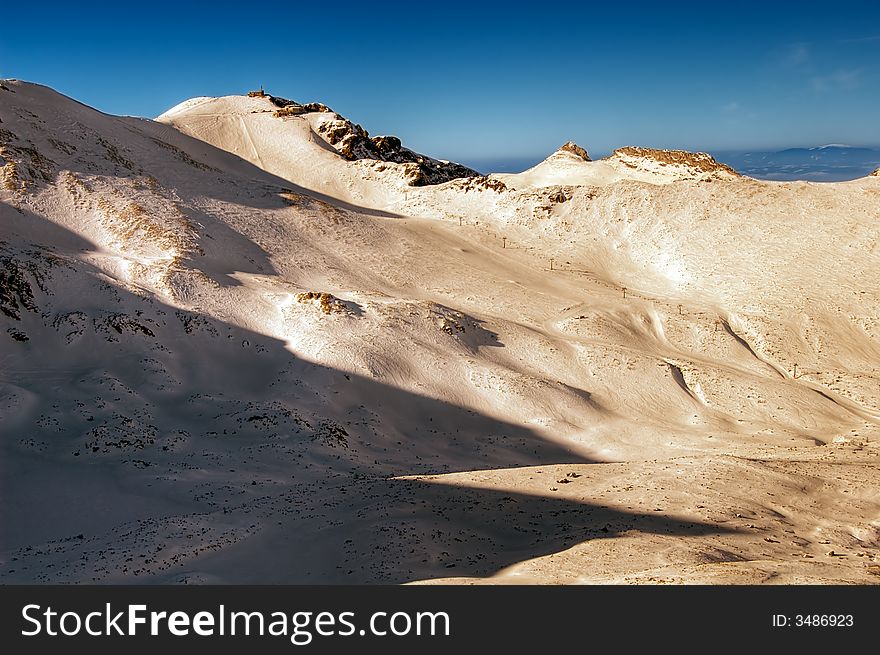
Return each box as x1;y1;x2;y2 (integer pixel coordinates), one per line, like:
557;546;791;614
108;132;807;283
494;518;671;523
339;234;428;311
2;1;879;165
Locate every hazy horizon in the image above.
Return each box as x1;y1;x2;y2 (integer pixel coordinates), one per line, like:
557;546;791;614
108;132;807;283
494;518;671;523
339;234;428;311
2;0;879;164
461;144;880;181
6;75;879;180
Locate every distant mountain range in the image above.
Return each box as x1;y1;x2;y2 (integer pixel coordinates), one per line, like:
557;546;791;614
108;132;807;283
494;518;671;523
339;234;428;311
467;145;880;181
710;145;880;182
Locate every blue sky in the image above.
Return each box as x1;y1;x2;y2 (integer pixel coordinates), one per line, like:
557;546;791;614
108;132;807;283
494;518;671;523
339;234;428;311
2;1;879;165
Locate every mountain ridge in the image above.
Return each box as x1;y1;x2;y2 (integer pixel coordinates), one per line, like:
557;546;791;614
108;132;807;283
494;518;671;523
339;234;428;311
2;78;880;585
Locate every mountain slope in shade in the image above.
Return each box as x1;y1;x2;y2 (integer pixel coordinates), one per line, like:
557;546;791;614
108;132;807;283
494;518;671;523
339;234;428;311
2;80;879;585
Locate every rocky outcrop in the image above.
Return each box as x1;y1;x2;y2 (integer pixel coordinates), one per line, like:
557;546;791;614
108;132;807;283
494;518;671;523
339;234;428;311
1;128;56;192
314;116;479;186
612;146;738;176
248;90;478;185
0;246;57;328
269;95;333;117
316;117;375;159
296;291;346;315
559;141;590;161
870;168;880;177
241;92;332;117
0;254;38;320
443;176;508;193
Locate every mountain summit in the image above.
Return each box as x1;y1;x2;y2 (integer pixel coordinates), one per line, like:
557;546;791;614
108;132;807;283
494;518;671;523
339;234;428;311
157;92;479;206
558;141;591;161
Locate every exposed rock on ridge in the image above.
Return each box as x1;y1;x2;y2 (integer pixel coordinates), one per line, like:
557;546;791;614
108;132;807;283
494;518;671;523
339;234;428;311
313;115;480;186
269;95;333;117
612;146;738;177
249;90;481;186
559;141;591;161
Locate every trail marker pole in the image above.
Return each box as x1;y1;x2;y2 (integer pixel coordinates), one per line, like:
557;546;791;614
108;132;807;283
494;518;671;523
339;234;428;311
793;363;798;379
622;287;627;299
550;258;554;271
502;237;507;249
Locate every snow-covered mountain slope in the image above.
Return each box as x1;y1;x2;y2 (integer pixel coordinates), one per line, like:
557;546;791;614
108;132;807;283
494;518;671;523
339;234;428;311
494;144;739;190
156;93;478;208
2;80;879;584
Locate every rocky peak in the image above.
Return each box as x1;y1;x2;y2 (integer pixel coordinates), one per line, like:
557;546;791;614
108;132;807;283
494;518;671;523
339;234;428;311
558;141;591;161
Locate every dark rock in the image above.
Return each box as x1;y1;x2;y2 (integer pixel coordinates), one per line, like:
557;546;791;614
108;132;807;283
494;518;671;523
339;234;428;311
313;115;479;185
7;328;29;342
0;252;41;319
